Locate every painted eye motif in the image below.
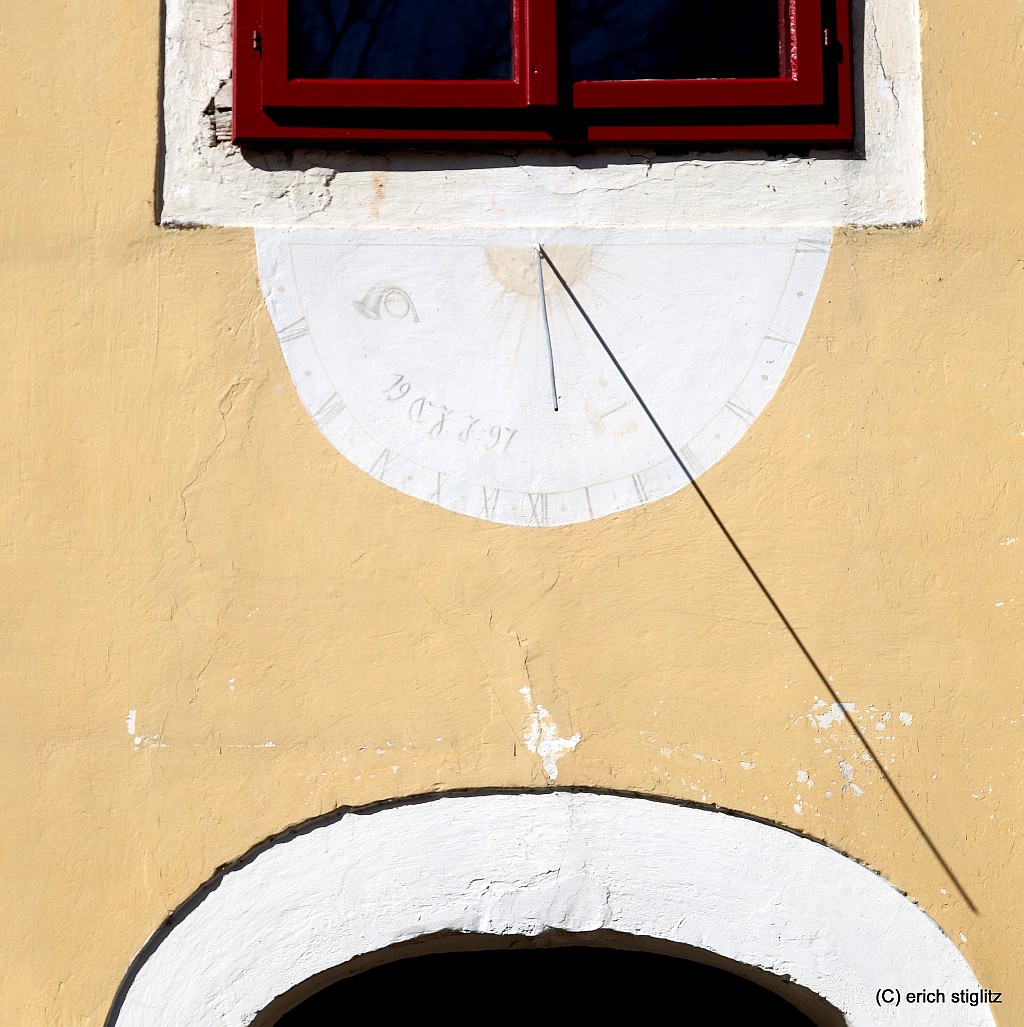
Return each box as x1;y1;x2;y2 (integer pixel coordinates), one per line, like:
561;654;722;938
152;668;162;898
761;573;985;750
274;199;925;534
353;284;419;322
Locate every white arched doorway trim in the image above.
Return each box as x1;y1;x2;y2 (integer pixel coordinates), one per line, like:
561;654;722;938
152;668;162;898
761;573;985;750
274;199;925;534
109;792;993;1026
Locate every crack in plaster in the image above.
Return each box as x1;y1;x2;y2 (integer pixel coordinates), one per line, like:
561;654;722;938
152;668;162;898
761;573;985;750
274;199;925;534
177;344;261;713
871;10;902;125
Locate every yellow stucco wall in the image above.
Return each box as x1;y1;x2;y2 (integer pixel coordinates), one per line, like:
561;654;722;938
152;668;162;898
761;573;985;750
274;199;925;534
1;0;1022;1022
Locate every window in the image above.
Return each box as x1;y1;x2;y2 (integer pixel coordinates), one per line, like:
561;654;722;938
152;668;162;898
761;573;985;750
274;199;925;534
163;0;922;229
233;0;854;146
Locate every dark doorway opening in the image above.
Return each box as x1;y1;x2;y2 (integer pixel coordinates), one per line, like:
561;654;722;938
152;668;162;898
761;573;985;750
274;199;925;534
272;945;824;1025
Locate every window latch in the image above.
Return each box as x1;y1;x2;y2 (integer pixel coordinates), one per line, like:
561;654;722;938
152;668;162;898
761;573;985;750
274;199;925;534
252;28;262;54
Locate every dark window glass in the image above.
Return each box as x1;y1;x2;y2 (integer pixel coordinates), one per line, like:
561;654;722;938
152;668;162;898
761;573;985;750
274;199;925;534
289;0;515;80
570;0;783;81
273;946;828;1026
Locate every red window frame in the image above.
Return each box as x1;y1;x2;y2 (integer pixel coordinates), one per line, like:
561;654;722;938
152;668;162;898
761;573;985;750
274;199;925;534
258;0;557;109
234;0;853;146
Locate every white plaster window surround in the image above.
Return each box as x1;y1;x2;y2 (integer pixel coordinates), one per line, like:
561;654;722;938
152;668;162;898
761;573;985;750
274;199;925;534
108;792;992;1027
161;0;924;229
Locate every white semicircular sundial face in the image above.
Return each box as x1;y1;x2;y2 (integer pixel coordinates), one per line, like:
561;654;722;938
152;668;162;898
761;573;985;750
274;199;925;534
256;226;831;526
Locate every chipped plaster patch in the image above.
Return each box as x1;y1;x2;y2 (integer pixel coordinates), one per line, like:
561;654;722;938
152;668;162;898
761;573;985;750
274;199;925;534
796;698;923;801
108;792;995;1027
124;711;168;751
520;685;580;782
809;700;856;730
133;734;168;751
838;760;865;796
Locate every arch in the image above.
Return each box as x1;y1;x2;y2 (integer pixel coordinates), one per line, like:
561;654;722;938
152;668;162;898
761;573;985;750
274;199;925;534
108;792;993;1027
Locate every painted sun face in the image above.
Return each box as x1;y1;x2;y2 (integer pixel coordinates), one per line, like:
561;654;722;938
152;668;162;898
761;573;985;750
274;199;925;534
258;226;830;525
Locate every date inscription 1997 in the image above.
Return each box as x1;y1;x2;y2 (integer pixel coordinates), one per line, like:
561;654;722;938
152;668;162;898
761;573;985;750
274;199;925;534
384;374;518;454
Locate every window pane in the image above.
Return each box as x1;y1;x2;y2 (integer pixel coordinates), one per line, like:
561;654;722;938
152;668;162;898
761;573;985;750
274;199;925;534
289;0;514;80
570;0;783;81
